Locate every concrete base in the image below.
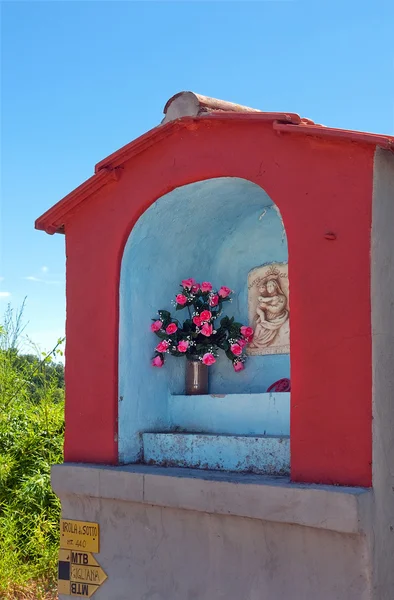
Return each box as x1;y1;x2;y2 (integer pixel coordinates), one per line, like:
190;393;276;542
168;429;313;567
53;464;374;600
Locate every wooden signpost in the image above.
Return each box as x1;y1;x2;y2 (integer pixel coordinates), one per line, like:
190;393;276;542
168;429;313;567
58;520;107;597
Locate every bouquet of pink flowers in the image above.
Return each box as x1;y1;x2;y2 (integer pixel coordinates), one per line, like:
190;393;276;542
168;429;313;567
150;278;254;372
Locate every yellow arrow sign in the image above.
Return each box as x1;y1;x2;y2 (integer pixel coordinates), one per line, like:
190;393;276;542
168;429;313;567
60;519;100;553
58;549;107;597
58;580;102;598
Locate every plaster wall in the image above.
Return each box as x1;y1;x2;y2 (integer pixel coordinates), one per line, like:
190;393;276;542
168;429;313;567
61;117;374;485
57;491;371;600
168;392;290;436
119;178;289;463
371;148;394;600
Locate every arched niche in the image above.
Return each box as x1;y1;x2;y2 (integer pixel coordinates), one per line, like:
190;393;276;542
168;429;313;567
119;177;289;464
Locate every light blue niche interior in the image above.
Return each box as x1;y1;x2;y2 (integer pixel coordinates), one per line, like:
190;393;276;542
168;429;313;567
119;177;289;464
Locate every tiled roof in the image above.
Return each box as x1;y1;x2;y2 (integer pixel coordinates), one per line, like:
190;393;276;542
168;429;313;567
35;92;394;235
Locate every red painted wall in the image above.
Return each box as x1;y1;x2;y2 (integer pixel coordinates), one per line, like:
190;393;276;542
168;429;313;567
63;119;374;486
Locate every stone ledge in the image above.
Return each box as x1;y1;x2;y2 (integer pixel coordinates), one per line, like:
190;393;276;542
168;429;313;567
51;463;372;535
142;433;290;475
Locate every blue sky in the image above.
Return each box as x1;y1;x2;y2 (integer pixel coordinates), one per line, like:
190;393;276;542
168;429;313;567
1;0;393;354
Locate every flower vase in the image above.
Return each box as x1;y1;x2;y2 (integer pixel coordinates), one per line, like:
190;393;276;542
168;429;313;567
185;358;208;395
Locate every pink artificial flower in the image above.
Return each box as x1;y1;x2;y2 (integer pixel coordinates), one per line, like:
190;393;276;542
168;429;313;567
176;294;188;306
231;343;242;356
177;340;189;353
191;283;200;293
166;323;178;335
156;340;170;353
200;310;212;323
238;338;247;349
181;278;196;290
209;294;219;307
193;315;202;327
151;320;163;332
201;282;213;293
152;356;164;368
218;286;231;298
233;361;245;372
201;323;213;337
202;353;216;366
240;326;254;341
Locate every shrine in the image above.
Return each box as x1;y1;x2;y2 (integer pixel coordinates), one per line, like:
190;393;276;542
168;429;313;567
36;92;394;599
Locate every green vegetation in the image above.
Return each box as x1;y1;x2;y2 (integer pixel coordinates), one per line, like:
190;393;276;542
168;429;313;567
0;303;64;599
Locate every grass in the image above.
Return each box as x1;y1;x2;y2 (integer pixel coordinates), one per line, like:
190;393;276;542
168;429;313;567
2;580;58;600
0;303;64;599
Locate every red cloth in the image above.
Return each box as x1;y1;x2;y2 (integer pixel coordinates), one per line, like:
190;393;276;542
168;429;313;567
267;378;291;393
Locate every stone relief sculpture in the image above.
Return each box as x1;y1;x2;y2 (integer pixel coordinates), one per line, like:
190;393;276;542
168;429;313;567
247;263;290;355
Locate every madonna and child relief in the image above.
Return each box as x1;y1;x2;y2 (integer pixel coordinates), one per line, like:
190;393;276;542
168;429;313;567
247;263;290;356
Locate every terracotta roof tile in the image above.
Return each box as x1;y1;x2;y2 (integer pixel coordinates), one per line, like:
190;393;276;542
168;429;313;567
35;92;394;235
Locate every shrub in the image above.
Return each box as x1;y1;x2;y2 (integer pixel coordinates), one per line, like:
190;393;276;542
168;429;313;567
0;303;64;599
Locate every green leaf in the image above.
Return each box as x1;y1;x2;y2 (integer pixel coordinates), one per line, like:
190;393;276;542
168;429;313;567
169;350;186;358
183;320;193;332
155;331;168;339
158;310;171;320
176;304;187;311
225;349;234;361
214;326;226;338
193;299;203;310
217;340;230;351
196;342;209;352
